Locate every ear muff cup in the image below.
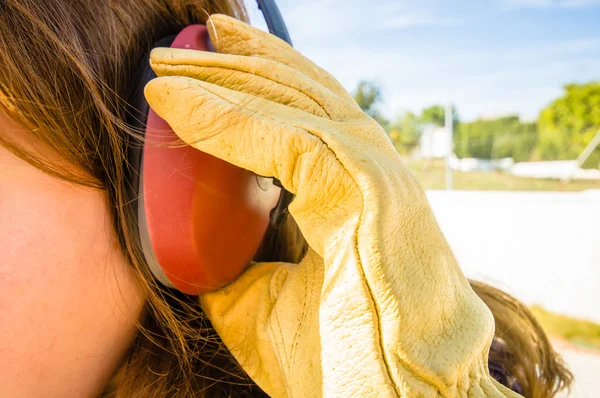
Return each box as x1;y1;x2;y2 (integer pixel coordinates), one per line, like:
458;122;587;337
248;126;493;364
129;25;281;295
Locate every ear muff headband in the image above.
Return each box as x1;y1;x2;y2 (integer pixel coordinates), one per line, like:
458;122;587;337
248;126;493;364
127;2;294;295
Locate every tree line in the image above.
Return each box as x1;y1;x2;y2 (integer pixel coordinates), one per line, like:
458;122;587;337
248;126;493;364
353;81;600;168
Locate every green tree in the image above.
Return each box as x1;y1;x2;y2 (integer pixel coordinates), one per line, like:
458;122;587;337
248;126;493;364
353;80;389;130
420;105;445;126
455;115;537;161
354;80;381;114
420;104;459;129
388;112;420;154
536;82;600;168
493;120;537;162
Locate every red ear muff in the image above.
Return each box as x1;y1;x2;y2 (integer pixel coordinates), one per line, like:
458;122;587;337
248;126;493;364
130;25;282;295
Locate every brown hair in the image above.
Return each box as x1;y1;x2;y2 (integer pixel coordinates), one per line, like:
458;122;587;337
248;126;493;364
471;281;573;397
0;1;573;396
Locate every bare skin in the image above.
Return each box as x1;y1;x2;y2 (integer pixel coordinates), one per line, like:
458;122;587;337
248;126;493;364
0;112;145;397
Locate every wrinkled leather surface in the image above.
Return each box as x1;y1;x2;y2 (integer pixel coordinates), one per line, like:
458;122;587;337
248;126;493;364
144;14;522;398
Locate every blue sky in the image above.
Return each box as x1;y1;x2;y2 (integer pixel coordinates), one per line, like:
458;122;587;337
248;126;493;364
245;0;600;122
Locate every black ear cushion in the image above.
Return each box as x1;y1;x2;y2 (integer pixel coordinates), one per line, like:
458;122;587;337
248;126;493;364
125;35;177;210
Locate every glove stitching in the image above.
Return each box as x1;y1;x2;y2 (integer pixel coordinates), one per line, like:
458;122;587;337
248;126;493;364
352;174;462;396
151;61;334;120
210;14;358;105
397;237;474;396
352;223;402;398
286;263;312;392
188;82;403;395
268;269;293;398
159;74;455;396
193;18;505;397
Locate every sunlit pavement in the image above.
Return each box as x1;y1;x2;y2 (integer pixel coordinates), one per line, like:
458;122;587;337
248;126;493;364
557;348;600;398
426;190;600;325
422;191;600;397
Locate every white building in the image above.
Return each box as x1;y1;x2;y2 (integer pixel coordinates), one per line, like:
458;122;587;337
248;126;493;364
511;160;600;180
419;124;452;158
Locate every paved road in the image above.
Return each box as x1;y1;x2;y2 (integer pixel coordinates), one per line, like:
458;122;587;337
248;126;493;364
557;348;600;398
427;190;600;324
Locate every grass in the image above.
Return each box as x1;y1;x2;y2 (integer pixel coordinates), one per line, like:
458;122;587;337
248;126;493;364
402;157;600;191
530;306;600;351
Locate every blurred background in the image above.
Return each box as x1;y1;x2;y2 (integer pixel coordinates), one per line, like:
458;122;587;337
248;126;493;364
246;1;599;396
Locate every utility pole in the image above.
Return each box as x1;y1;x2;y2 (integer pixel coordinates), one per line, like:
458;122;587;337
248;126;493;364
445;101;454;190
561;129;600;186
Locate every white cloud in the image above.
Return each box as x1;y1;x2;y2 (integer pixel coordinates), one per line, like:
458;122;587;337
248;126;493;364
505;0;600;8
301;36;600;121
379;12;462;29
249;0;462;44
244;0;600;122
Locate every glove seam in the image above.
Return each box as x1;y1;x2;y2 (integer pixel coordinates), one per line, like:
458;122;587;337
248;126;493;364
157;71;463;395
352;219;402;397
151;61;335;120
394;231;494;396
354;186;467;396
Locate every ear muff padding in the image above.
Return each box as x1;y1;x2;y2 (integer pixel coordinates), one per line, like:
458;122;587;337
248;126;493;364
135;25;281;295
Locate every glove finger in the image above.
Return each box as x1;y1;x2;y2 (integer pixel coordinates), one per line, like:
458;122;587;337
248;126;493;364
144;75;355;198
149;47;361;121
207;14;357;105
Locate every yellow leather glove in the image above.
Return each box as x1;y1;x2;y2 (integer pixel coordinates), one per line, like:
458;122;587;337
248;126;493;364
144;14;521;398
